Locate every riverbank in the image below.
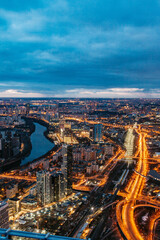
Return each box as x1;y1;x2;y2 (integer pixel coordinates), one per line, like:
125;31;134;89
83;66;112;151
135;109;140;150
1;118;57;172
21;118;57;167
22;116;55;144
0;121;36;172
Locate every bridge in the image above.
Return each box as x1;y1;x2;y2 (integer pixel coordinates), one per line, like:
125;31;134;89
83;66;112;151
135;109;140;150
134;169;160;182
0;228;82;240
133;169;148;178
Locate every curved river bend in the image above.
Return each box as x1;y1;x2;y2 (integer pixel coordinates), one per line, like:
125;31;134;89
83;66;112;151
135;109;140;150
21;123;54;165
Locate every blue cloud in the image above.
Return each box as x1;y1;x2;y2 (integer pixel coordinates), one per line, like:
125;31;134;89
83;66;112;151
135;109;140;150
0;0;160;97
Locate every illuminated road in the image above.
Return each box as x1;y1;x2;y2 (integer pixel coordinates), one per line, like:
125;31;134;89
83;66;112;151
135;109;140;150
148;212;160;240
0;174;36;181
65;117;130;129
116;131;149;240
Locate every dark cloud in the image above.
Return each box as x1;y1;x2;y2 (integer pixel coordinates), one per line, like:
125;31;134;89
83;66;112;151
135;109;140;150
0;0;160;97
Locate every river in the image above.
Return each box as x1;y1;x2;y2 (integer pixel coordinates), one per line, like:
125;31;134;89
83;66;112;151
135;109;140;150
21;123;54;165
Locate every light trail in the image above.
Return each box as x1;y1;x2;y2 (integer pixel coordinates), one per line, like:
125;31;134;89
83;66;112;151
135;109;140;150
148;212;160;240
65;117;130;129
0;174;36;181
116;131;149;240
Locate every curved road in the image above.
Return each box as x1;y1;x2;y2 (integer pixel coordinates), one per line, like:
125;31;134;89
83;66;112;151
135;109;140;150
117;131;149;240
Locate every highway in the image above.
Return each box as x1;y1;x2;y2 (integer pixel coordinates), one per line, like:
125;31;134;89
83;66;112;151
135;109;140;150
65;117;130;129
0;174;36;181
116;131;149;240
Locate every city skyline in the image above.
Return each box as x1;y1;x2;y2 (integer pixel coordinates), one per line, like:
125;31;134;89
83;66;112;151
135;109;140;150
0;0;160;98
0;98;160;239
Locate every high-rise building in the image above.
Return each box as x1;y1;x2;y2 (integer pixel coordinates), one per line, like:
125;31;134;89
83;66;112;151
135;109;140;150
93;124;102;142
0;201;9;228
50;172;64;202
0;131;20;159
36;171;51;206
61;145;67;195
61;144;73;196
67;145;73;195
26;103;30;115
36;170;65;206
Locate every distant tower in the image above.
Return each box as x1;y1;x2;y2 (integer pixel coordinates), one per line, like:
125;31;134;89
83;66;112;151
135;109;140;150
93;124;102;142
61;144;73;195
36;171;51;206
26;103;30;115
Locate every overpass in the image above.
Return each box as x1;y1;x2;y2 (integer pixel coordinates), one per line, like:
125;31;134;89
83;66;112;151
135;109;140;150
0;228;82;240
116;132;149;240
134;169;160;182
133;169;148;178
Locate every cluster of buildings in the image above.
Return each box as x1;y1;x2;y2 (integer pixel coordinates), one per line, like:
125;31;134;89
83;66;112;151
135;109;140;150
0;98;160;235
0;115;25;127
0;144;73;226
72;143;114;176
58;120;103;144
0;131;21;160
0;178;34;201
0;99;160;128
59;121;73;144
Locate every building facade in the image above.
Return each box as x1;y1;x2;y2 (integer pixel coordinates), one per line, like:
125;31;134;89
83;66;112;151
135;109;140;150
0;201;9;228
93;124;102;142
36;171;51;206
61;144;73;196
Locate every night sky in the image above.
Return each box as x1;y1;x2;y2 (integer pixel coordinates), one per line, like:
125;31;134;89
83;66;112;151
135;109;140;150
0;0;160;98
